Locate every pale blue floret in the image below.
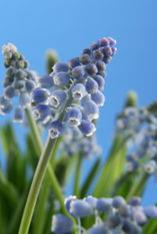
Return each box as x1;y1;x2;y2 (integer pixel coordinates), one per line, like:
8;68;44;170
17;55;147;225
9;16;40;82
39;75;54;89
4;86;17;99
52;214;73;234
85;77;98;94
79;120;96;136
32;88;49;104
129;197;141;207
96;198;113;213
83;196;97;209
25;80;36;93
69;57;80;68
65;107;82;126
33;104;51;121
19;93;31;107
0;96;13;114
71;83;86;101
79;53;91;64
49;89;67;108
49;120;63;139
14;107;23;123
81;98;99;121
53;72;71;86
64;195;77;213
144;206;157;218
88;224;109;234
69;199;93;218
131;207;147;225
85;63;98;76
71;66;85;81
94;75;105;91
91;91;105;107
53;62;69;72
112;196;126;209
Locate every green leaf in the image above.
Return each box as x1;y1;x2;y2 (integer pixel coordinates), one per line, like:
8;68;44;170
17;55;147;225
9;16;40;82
93;136;127;197
143;219;157;234
32;180;50;234
0;123;27;193
80;158;101;198
125;172;148;200
0;170;18;207
8;188;28;234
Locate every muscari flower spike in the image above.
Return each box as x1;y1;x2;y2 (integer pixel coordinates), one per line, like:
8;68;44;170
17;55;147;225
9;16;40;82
31;37;117;138
0;43;39;122
59;127;102;158
116;105;157;177
51;195;157;234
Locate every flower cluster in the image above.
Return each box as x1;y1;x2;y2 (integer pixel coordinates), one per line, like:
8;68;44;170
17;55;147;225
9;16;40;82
116;107;157;175
60;127;102;158
0;43;39;122
31;37;117;139
52;195;157;234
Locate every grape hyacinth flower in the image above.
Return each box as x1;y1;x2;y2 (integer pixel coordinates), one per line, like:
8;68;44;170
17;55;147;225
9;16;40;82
0;43;38;122
52;214;73;234
52;195;157;234
116;106;157;176
60;127;102;158
32;37;117;138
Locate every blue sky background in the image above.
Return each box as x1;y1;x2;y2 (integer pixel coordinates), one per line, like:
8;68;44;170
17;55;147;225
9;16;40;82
0;0;156;204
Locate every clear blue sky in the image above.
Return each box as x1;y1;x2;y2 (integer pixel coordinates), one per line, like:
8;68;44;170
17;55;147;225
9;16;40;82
0;0;156;204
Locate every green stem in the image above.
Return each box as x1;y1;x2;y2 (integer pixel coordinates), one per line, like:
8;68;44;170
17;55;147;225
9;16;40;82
24;108;43;154
73;155;82;197
32;180;50;234
18;137;57;234
25;108;66;213
126;172;148;200
23;108;75;231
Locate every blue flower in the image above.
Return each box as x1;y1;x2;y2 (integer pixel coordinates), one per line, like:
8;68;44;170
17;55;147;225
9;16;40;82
49;120;63;139
62;195;156;234
96;198;113;213
112;196;126;209
94;75;105;91
71;83;86;101
65;107;82;126
91;91;105;107
71;66;85;81
116;105;157;176
83;196;97;209
81;97;99;121
4;86;17;99
88;225;109;234
53;62;69;72
32;88;49;104
33;104;51;122
0;96;13;114
69;57;80;68
144;206;157;218
14;107;23;123
39;75;54;89
25;80;36;93
85;63;98;76
79;53;91;64
52;214;73;234
1;43;38;121
69;199;93;218
49;89;67;109
53;72;71;86
85;77;98;94
79;120;96;136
